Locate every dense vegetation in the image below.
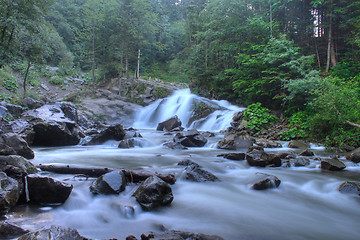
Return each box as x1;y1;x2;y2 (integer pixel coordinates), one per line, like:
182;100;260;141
1;0;360;148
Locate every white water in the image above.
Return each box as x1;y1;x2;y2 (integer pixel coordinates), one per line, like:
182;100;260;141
133;89;245;131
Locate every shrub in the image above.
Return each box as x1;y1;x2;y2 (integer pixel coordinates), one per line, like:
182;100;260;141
49;76;64;85
0;67;18;92
243;102;278;131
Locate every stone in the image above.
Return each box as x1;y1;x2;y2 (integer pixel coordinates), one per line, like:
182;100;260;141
0;101;24;118
338;181;360;196
18;225;86;240
58;102;78;122
26;174;73;204
299;149;315;157
293;158;310;167
246;148;281;167
0;143;17;156
0;155;38;175
288;140;310;149
217;132;253;150
0;119;12;134
321;158;346;171
87;124;126;145
133;176;173;211
21;97;43;109
255;138;282;148
156;115;182;131
174;129;207;147
163;141;188;150
347;152;360;163
90;170;126;195
0;172;20;216
217;153;246;161
249;172;281;190
118;138;135;148
0;222;29;239
140;230;224;240
178;160;219;182
0;133;34;159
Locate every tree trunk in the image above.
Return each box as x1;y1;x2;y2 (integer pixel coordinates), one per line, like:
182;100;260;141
92;26;96;82
137;49;140;79
23;61;31;95
125;53;129;78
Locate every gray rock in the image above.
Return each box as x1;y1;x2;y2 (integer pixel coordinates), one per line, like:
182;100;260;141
0;101;24;118
347;152;360;163
26;174;73;204
217;132;253;150
299;149;315;157
174;129;207;147
0;119;12;134
90;170;126;195
246;148;281;167
21;97;43;109
0;133;34;159
0;172;20;215
293;158;310;167
0;222;29;239
0;143;17;156
157;115;182;131
18;225;86;240
139;230;224;240
87;124;126;145
133;176;173;211
338;181;360;196
178;160;219;182
0;155;38;175
321;158;346;171
58;102;78;122
288;140;310;149
163;141;188;150
249;172;281;190
217;153;246;161
118;138;135;148
255;138;282;148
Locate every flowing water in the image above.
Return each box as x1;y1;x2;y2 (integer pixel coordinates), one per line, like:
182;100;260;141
6;90;360;240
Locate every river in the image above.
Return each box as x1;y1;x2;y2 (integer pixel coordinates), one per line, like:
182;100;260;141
6;89;360;240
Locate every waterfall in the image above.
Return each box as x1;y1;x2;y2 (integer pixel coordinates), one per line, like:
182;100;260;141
133;89;245;131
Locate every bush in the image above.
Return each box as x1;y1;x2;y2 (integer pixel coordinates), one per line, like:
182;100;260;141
243;102;278;131
0;67;18;92
49;76;64;85
279;111;309;140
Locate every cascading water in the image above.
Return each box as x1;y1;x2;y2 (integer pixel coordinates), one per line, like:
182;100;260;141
133;88;245;131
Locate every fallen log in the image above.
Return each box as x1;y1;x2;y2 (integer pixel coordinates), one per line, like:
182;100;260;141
37;164;176;184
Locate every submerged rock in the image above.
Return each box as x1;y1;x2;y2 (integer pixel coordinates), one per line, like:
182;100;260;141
321;158;346;171
249;172;281;190
90;170;126;195
174;129;207;147
157;115;182;131
178;159;219;182
18;225;86;240
133;176;173;211
338;181;360;196
118;138;135;148
139;230;224;240
26;174;73;204
0;222;29;239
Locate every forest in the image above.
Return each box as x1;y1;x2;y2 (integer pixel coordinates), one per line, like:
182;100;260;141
1;0;360;148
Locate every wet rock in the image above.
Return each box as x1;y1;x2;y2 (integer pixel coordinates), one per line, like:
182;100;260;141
90;170;126;195
288;140;310;149
0;133;34;159
293;158;310;167
217;132;253;150
338;181;360;196
163;141;188;150
0;119;12;134
246;148;281;167
140;230;224;240
111;203;135;218
321;158;346;171
275;151;297;159
0;101;24;118
58;102;78;122
133;176;173;211
178;159;219;182
21;97;43;109
0;172;20;215
18;225;86;240
232;111;244;122
174;129;207;147
0;155;38;175
26;174;73;204
0;222;29;239
255;138;282;148
299;149;314;157
157;115;182;131
0;143;17;156
87;124;126;145
347;152;360;163
217;153;246;161
201;131;215;138
249;173;281;190
118;138;135;148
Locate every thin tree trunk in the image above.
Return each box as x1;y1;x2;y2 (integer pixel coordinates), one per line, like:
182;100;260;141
270;1;273;39
125;53;129;78
325;20;332;72
92;27;96;82
23;61;31;95
137;49;140;79
315;39;321;71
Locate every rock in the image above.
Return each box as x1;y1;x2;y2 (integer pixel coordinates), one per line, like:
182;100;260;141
0;101;24;118
275;151;296;159
217;132;253;150
90;170;126;195
0;172;20;215
0;222;29;239
0;155;38;175
26;174;73;204
18;225;86;240
0;143;17;156
87;124;126;145
347;152;360;163
255;138;282;148
248;173;281;190
338;181;360;196
21;97;43;109
140;230;224;240
321;158;346;171
232;111;244;122
293;158;310;167
58;102;78;122
118;138;135;148
178;159;219;182
299;149;314;157
217;153;246;161
156;115;182;131
174;129;207;147
0;119;12;134
0;133;34;159
163;141;188;150
201;131;215;138
133;176;173;211
246;148;281;167
288;140;310;149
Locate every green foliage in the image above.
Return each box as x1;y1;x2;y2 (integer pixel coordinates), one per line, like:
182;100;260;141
279;112;309;140
0;67;18;92
0;93;13;103
49;76;64;85
243;103;279;131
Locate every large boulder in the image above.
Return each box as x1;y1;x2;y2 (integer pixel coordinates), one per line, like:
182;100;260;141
87;124;126;145
0;222;29;239
255;138;282;148
58;102;78;122
174;129;207;147
293;158;310;167
21;97;43;110
217;153;246;161
288;140;310;149
321;158;346;171
0;119;12;134
139;230;224;240
0;133;34;159
246;147;281;167
0;143;17;156
0;172;20;215
178;159;219;182
18;225;86;240
248;172;281;190
26;174;73;204
157;115;182;131
347;151;360;163
217;132;253;150
0;155;38;175
90;170;126;195
0;101;24;118
133;176;173;211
